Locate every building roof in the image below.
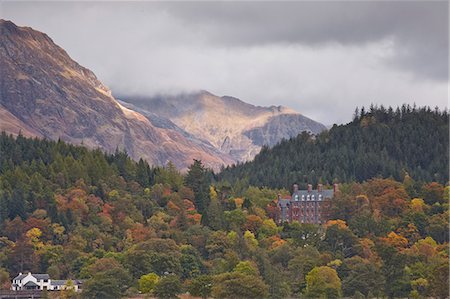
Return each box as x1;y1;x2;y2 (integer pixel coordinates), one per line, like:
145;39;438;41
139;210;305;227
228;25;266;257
33;274;50;280
51;280;67;286
23;281;39;287
292;189;334;201
13;273;50;281
278;198;291;208
51;279;83;286
13;274;26;281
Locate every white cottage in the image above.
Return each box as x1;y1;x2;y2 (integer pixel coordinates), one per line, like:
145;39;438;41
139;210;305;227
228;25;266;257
11;272;82;292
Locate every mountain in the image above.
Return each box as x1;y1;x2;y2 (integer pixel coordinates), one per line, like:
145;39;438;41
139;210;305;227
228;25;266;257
0;19;234;171
219;105;449;188
120;91;327;162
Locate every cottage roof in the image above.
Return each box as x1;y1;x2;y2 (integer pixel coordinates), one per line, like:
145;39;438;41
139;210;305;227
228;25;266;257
13;274;26;281
23;281;39;287
33;274;50;280
13;273;50;281
51;279;83;286
51;280;67;286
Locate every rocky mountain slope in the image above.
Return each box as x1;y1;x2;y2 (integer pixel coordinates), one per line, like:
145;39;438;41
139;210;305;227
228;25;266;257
121;91;327;161
0;19;234;171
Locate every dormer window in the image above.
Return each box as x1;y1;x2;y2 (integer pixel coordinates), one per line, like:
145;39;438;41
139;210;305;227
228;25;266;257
307;195;310;201
312;195;315;200
295;195;299;201
319;194;322;201
301;195;305;201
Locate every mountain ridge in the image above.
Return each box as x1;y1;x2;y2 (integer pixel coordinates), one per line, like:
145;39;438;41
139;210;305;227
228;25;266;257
120;91;326;162
0;19;326;170
0;19;234;171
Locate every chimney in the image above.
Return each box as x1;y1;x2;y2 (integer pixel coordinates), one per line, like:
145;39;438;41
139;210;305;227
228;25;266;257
318;184;323;192
293;184;299;192
308;184;312;192
333;183;339;192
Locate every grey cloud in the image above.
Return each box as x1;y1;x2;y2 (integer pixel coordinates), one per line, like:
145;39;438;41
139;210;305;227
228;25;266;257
160;1;448;80
161;2;439;45
0;1;447;125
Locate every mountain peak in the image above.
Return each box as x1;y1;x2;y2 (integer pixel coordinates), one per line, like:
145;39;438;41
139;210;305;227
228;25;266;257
0;20;234;171
121;91;326;162
0;19;20;34
0;19;41;38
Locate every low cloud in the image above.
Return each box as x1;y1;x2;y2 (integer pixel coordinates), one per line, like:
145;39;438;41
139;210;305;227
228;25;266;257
1;1;448;124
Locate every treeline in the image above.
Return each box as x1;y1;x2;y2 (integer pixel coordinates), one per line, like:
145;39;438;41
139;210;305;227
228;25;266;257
0;132;448;299
219;105;448;189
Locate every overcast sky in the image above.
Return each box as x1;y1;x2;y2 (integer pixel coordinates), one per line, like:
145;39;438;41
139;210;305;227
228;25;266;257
1;1;448;124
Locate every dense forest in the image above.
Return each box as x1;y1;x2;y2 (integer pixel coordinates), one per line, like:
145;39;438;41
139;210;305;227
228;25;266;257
220;105;448;189
0;104;448;299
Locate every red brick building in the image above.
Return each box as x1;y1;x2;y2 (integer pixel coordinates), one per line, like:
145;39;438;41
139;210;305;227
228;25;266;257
273;183;337;224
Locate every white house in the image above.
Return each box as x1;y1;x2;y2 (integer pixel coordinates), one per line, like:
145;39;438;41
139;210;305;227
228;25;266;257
11;272;83;292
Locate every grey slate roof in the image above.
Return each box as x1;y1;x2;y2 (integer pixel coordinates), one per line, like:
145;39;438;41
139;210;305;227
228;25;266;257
51;279;83;286
278;198;291;208
292;189;333;201
23;281;39;287
13;274;26;281
33;274;50;280
51;280;67;286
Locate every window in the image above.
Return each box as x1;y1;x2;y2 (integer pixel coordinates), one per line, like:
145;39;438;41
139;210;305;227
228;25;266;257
302;195;305;201
295;195;299;201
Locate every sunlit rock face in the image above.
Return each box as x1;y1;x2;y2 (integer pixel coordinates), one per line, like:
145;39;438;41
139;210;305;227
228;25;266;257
0;20;234;171
121;90;327;162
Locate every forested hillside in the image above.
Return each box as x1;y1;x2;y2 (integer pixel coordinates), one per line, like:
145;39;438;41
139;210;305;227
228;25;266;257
0;131;448;298
219;105;448;189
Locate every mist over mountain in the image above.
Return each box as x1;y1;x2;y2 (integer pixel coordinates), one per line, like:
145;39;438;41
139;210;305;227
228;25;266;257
120;91;326;162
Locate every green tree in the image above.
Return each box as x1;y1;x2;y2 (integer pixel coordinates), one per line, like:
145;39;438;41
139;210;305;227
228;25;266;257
138;273;160;294
234;260;259;276
203;186;224;230
155;161;183;191
125;239;181;278
339;256;384;297
83;273;121;299
180;245;203;279
153;275;182;299
185;160;210;213
212;272;269;299
305;266;342;299
187;275;213;299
